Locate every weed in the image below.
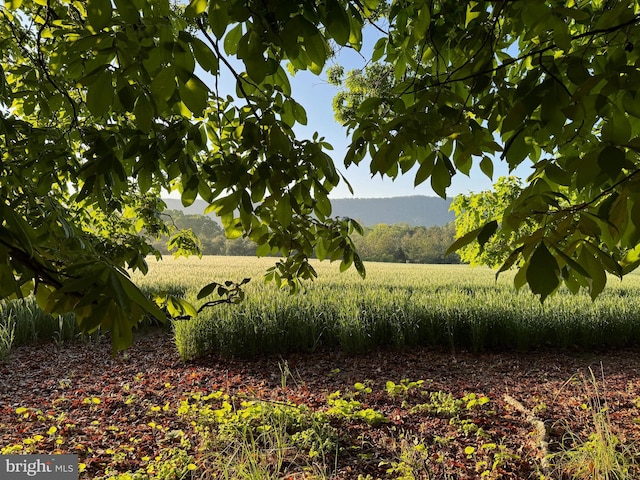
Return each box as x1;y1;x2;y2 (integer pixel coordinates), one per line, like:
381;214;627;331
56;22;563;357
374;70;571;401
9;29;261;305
412;391;463;418
326;391;388;427
380;434;430;480
385;379;425;398
550;368;637;480
179;391;340;479
0;313;15;362
278;359;302;389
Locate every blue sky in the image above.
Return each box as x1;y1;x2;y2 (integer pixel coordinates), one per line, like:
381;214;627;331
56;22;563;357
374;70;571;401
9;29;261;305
285;33;527;200
198;26;528;200
288;68;524;199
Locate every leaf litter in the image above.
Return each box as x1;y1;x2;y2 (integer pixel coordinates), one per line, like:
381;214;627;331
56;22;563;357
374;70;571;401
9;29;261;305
1;330;640;478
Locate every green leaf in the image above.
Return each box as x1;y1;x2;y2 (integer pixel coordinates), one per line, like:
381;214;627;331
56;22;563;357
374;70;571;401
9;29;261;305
504;132;529;169
222;218;243;239
622;91;640;118
347;10;363;49
414;151;436;187
115;270;166;322
502;102;526;133
5;0;23;9
113;0;140;23
108;270;131;314
340;245;353;272
0;205;35;257
622;244;640;271
353;251;366;279
325;0;351;46
117;84;137;112
597;146;626;180
276;195;292;227
208;0;229;39
315;236;329;261
181;177;199;207
580;245;607;300
269;125;291;155
86;0;112;30
292;101;307;125
300;23;327;74
244;55;269;84
526;242;560;302
601;112;631;144
0;264;19;298
134;94;153;132
480;156;493;179
550;245;590;279
446;225;484;256
179;76;209;116
496;246;524;277
315;193;332;220
150;67;176;103
224;24;243;55
185;0;207;16
191;38;219;74
86;70;113;117
477;220;498;251
465;2;480;27
34;284;53;311
430;154;453;198
372;37;386;62
197;281;219;299
167;296;198;318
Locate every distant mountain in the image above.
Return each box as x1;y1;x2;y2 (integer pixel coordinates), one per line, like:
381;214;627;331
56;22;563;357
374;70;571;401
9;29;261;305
331;196;454;227
162;195;454;227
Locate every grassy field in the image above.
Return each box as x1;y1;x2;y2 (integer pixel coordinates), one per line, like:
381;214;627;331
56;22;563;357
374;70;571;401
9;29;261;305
2;256;640;479
130;256;640;360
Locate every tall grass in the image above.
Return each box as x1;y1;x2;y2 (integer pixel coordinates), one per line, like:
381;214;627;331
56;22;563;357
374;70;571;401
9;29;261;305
0;296;78;355
131;257;640;360
550;368;637;479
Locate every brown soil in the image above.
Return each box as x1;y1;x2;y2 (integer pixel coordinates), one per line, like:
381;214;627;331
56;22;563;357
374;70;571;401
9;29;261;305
1;331;640;479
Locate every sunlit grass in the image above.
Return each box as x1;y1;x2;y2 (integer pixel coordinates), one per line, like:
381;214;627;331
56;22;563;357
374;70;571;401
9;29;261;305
550;368;638;480
131;256;640;359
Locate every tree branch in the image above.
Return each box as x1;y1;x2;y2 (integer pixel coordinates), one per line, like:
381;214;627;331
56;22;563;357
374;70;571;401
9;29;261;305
196;17;263;122
35;2;79;132
417;14;640;92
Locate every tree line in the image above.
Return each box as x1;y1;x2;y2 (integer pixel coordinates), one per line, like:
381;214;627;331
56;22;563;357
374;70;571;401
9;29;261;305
155;210;459;264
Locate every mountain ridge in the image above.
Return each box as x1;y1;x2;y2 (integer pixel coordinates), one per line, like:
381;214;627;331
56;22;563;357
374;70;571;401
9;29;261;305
162;195;455;227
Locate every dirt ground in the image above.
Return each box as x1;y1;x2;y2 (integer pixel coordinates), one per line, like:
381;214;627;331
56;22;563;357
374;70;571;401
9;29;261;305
1;331;640;479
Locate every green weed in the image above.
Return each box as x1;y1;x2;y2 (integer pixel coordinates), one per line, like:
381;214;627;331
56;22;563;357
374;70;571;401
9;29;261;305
550;369;637;480
179;391;339;479
326;391;388;427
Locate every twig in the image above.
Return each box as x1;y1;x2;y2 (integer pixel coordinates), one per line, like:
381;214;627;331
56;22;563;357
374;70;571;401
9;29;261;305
504;394;551;477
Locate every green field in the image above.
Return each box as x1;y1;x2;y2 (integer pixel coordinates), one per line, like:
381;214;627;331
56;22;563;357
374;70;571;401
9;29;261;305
128;256;640;360
3;256;640;479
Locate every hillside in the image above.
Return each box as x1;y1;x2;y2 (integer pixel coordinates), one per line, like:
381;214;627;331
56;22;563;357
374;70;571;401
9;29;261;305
163;195;454;227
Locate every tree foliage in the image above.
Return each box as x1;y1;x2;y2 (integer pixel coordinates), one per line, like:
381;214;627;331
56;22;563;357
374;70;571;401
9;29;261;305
3;0;640;352
152;209;259;257
352;222;459;264
0;0;373;351
331;0;640;302
450;177;527;267
154;210;458;263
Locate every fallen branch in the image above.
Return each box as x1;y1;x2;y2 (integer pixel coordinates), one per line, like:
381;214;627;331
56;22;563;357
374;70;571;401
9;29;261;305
504;394;551;477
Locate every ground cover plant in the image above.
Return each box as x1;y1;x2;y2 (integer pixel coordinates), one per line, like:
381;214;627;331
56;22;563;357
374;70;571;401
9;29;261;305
129;257;640;360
